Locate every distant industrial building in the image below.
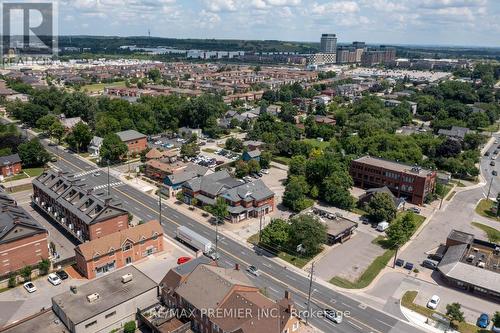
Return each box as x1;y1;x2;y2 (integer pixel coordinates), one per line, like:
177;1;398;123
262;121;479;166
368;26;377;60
350;156;437;205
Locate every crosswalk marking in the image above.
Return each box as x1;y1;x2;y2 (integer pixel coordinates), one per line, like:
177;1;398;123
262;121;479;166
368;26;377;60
93;181;124;190
73;169;101;177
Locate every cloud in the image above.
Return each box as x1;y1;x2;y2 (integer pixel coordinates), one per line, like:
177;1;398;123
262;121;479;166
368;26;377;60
310;1;360;15
203;0;237;12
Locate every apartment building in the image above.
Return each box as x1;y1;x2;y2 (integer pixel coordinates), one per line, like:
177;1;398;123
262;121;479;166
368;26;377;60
161;262;302;333
350;156;437;205
32;170;129;243
75;220;164;279
0;192;48;276
116;130;147;154
182;170;275;223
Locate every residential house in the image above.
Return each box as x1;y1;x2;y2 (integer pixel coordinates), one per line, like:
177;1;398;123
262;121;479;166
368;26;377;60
314;115;336;126
75;220;164;279
145;148;178;161
178;127;202;139
243;140;264;151
241;149;261;162
0;153;22;178
357;186;406;210
160;262;302;333
182;170;275;223
88;136;103;157
437;126;471;141
32;170;130;243
116;130;148;154
59;114;86;131
164;163;209;194
0;192;49;276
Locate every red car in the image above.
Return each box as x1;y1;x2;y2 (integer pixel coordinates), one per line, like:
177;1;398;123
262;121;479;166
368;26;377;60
177;257;191;265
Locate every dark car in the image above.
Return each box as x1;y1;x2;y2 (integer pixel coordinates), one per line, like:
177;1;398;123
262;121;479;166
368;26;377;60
395;258;405;267
56;270;69;280
491;161;496;166
422;259;438;270
476;313;489;328
493;170;498;176
485;151;490;156
428;253;444;262
404;262;414;270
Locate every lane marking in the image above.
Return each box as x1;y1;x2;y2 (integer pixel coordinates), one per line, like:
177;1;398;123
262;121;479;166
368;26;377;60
347;320;363;331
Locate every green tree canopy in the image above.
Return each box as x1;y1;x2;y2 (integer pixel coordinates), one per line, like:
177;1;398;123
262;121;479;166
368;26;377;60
100;133;128;163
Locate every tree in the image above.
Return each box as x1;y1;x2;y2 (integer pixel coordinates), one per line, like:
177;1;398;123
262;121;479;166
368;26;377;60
288;215;327;256
20;265;32;281
289;155;307;176
212;197;228;224
180;143;199;158
386;213;417;246
323;175;355;210
49;121;65;144
366;193;397;223
38;258;50;275
283;175;313;212
493;312;500;328
235;160;250;178
225;137;243;152
259;151;272;169
61;92;98;123
123;321;136;333
65;122;93;152
260;218;290;248
36;114;58;134
100;133;128;163
247;159;261;174
446;302;464;327
148;68;161;82
18;139;50;167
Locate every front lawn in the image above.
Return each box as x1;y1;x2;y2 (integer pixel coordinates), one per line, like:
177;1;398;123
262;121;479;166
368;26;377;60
4;173;28;182
471;222;500;243
272;156;291;165
24;168;44;177
475;199;499;221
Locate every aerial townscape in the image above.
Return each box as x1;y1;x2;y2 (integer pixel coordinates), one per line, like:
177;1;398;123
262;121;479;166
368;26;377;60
0;1;499;333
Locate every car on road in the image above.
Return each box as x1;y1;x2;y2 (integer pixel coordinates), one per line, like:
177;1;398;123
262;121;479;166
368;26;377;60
493;170;498;176
427;295;440;309
491;161;496;166
246;265;261;276
422;259;438;270
48;273;62;286
485;152;491;156
324;309;343;323
407;207;421;214
177;257;192;265
93;172;101;177
428;253;444;262
476;313;490;328
50;155;58;162
56;270;69;280
23;282;37;293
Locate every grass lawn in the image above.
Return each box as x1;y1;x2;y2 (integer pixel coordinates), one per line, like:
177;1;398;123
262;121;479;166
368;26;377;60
439;184;453;199
4;173;28;182
329;248;395;289
247;233;314;269
24;167;44;177
475;199;499;221
471;222;500;243
302;138;330;150
272;156;291;165
202;148;216;153
81;81;126;93
351;207;367;215
401;291;489;333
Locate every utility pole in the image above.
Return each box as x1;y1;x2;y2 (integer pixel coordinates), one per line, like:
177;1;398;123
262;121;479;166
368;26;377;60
158;187;162;224
215;218;219;261
487;176;494;199
258;214;263;243
392;244;400;268
107;160;110;196
306;262;315;325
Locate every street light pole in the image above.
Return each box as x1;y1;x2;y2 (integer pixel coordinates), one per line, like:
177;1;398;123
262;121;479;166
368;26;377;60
158;187;162;224
107;160;110;196
306;261;315;325
392;244;400;268
487;176;494;199
215;218;219;261
258;214;263;243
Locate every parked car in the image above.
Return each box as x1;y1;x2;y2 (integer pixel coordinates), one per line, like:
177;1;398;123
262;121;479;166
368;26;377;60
48;273;62;286
485;151;491;156
427;295;440;309
395;258;405;267
246;265;261;276
493;170;498;176
491;161;496;166
407;207;421;214
177;257;192;265
261;169;269;174
427;253;444;262
476;313;490;328
404;262;414;270
376;221;389;232
23;282;37;293
56;270;69;280
360;216;370;224
422;259;438;270
324;309;343;323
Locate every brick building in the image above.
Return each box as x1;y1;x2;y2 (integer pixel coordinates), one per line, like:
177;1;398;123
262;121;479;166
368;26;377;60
0;192;48;276
182;170;275;223
75;220;164;279
32;170;130;243
350;156;437;205
116;130;147;154
160;260;302;333
0;154;22;178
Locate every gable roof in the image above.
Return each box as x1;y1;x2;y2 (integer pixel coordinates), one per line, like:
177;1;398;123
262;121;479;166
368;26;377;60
75;220;163;260
0;153;21;166
0;192;47;245
116;129;146;142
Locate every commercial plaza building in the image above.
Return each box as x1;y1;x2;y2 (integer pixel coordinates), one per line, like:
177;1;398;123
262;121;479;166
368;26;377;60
350;156;437;205
32;170;129;243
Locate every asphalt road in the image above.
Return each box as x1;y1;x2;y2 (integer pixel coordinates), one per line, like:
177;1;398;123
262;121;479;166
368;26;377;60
40;145;425;333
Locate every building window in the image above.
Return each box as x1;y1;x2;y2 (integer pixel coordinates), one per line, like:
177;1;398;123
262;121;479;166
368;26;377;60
105;311;116;319
123;243;132;251
85;320;97;328
126;257;132;265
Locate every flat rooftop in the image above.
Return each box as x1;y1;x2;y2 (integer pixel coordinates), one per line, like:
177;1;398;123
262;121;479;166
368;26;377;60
353;156;434;176
52;265;157;325
461;242;500;273
0;309;69;333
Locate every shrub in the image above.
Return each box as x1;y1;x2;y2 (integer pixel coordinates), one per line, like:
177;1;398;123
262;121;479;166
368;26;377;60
123;321;136;333
8;274;16;288
38;258;50;275
20;265;32;281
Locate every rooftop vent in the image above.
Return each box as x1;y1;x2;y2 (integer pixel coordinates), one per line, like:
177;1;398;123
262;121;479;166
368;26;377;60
121;273;133;284
87;293;100;303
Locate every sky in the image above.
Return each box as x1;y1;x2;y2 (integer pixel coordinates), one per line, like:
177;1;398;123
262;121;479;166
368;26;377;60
55;0;500;47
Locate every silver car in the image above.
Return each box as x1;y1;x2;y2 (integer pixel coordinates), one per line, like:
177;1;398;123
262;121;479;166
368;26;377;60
324;309;343;323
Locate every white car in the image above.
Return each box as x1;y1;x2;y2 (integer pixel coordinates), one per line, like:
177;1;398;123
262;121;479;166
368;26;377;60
324;309;343;323
427;295;440;309
23;282;37;293
48;273;62;286
246;265;261;277
261;169;269;174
